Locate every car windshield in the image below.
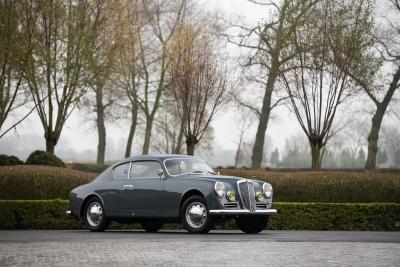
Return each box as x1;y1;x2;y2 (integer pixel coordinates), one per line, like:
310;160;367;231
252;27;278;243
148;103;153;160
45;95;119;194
164;158;216;176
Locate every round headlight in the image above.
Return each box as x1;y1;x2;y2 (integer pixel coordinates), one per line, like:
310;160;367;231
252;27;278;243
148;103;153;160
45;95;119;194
226;191;236;201
214;182;226;198
255;191;264;202
262;183;273;198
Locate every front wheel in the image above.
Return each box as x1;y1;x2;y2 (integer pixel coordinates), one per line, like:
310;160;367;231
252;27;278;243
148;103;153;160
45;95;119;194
181;195;215;234
140;220;164;233
84;197;110;232
235;215;269;234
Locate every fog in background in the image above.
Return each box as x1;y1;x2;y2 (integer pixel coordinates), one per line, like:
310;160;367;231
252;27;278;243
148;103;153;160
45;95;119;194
0;0;399;168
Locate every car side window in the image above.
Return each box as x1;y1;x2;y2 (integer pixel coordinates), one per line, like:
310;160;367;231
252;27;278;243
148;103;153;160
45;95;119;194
113;163;130;180
130;161;161;178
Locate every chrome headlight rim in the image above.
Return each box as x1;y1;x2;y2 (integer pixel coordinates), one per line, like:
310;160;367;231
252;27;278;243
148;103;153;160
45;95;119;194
262;182;273;199
214;181;226;198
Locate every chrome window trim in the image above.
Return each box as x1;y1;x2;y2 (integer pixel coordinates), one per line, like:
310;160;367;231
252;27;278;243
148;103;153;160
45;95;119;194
128;160;163;180
163;157;215;177
111;162;131;180
112;160;163;180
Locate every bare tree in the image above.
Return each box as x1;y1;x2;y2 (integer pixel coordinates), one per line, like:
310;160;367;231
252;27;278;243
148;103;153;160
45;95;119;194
25;0;92;153
343;0;400;169
169;24;228;155
281;0;374;170
84;0;123;164
0;0;32;134
226;0;318;169
135;0;187;154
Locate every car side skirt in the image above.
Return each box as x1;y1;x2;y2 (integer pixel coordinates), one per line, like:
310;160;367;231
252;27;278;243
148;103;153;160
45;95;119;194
208;209;277;215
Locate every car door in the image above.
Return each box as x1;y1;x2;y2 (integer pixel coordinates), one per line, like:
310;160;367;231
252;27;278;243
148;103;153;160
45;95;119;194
121;160;164;218
101;162;131;217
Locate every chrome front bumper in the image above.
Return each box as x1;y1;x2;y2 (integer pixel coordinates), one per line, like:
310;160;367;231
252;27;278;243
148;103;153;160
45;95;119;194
209;208;277;215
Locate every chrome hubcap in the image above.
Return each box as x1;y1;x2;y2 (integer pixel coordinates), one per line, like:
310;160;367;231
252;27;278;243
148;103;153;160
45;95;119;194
87;202;103;227
185;202;207;228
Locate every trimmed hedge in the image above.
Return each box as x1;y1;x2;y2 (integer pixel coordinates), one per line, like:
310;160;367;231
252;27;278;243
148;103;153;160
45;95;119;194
1;166;399;203
0;165;96;200
26;150;65;167
219;169;400;203
0;154;23;166
0;200;399;231
69;162;109;174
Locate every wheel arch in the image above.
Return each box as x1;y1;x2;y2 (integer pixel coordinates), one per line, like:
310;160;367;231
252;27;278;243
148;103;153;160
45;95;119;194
80;193;106;217
179;189;206;213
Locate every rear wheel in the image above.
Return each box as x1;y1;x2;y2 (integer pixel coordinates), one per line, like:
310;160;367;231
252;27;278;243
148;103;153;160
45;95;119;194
181;195;214;234
84;197;110;232
140;220;164;233
235;215;269;234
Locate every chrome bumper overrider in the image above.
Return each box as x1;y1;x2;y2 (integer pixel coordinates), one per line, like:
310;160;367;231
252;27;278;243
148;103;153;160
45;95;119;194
208;208;277;215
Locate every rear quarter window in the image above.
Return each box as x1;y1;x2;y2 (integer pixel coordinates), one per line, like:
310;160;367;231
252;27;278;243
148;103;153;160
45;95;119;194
112;163;130;180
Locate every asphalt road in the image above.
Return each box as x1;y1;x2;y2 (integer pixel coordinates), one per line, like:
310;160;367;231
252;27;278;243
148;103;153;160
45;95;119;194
1;230;399;266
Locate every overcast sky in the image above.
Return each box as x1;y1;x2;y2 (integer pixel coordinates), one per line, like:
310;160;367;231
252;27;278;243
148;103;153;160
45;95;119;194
0;0;398;166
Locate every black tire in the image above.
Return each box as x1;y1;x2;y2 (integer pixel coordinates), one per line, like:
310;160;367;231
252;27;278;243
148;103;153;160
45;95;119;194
140;220;164;233
84;197;110;232
181;195;214;234
235;215;269;234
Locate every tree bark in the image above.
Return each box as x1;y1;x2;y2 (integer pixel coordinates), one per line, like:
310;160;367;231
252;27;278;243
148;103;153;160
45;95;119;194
173;118;185;154
186;142;195;156
186;135;197;156
235;132;244;168
44;128;59;154
310;143;321;171
125;106;138;158
251;71;276;169
365;67;400;169
142;116;153;154
96;85;106;164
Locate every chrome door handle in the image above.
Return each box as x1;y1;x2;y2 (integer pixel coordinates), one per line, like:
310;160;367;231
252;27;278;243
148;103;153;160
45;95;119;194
122;184;134;190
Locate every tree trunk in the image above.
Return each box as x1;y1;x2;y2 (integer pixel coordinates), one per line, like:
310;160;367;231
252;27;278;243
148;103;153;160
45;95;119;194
96;85;106;165
142;116;153;154
234;132;244;168
365;67;400;169
44;130;58;154
174;118;185;154
251;71;277;169
186;135;197;156
45;137;56;154
310;143;321;171
186;142;195;156
125;106;138;158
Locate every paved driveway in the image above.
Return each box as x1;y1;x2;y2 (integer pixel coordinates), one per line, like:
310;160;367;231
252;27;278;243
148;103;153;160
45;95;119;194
0;230;399;266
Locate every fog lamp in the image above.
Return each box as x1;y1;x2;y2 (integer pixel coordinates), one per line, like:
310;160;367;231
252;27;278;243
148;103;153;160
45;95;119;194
255;191;264;202
226;191;236;201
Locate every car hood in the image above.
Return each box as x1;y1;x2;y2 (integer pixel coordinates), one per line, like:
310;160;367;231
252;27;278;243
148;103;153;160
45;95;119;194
190;175;263;189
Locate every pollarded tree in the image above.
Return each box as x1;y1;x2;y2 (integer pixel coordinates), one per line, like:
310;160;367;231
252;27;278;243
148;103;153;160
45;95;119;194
226;0;319;169
281;0;374;170
25;0;92;153
169;24;228;155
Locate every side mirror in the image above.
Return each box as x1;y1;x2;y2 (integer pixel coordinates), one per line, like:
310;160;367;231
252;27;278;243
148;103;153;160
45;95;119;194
157;169;164;179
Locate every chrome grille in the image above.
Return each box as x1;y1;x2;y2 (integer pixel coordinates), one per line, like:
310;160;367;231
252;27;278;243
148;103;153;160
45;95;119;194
238;180;255;210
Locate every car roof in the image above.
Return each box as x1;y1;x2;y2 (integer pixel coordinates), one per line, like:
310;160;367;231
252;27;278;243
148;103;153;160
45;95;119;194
114;154;199;166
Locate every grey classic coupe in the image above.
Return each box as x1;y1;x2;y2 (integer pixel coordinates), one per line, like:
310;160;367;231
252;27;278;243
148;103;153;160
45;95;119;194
66;155;277;234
